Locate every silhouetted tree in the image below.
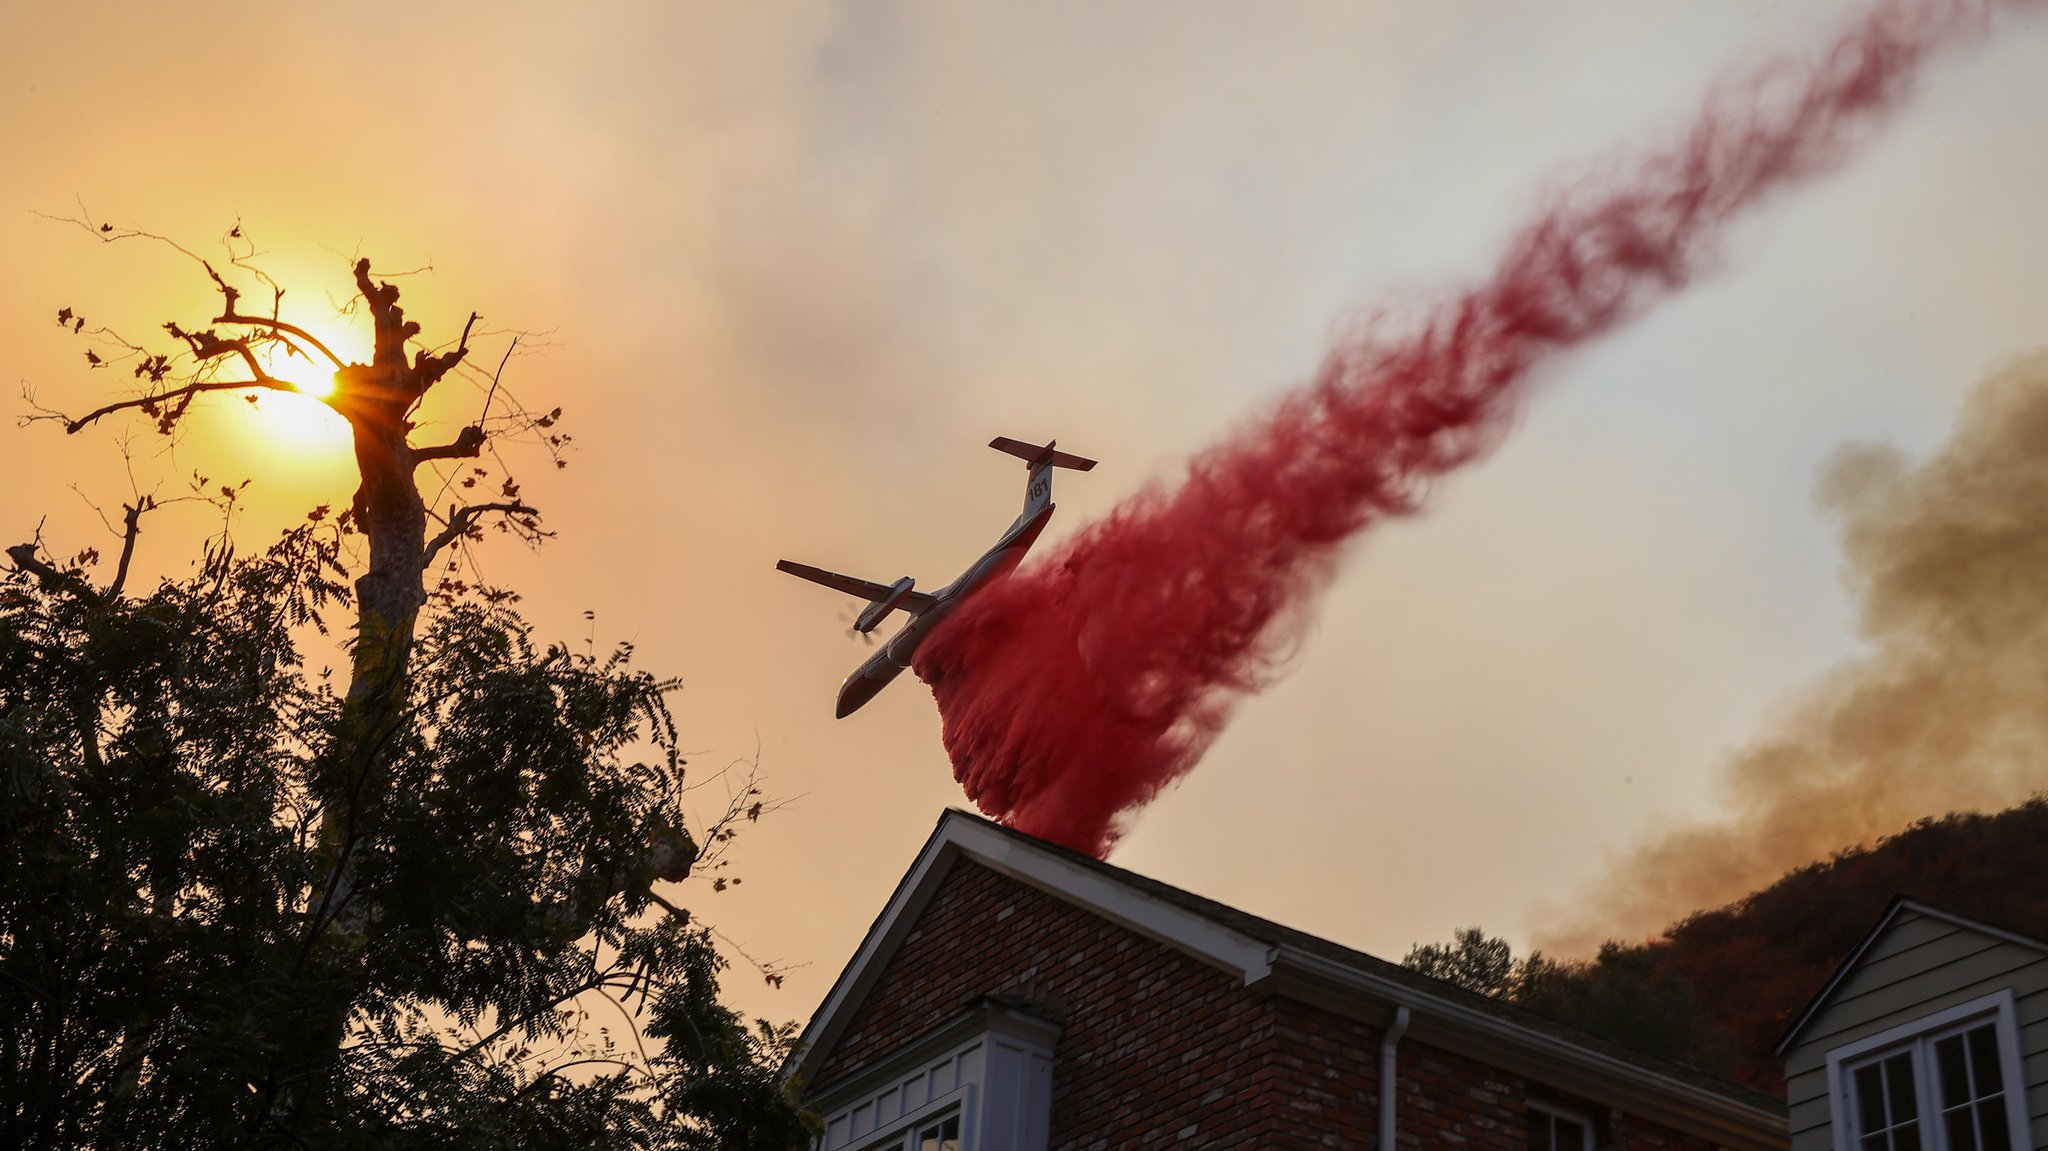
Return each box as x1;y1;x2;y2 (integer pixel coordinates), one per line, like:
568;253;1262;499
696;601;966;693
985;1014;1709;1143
2;227;813;1148
1400;927;1519;998
1515;945;1728;1073
1402;927;1727;1076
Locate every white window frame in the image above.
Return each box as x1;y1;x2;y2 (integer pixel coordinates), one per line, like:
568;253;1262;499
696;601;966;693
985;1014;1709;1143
811;1000;1057;1151
1823;988;2030;1151
1527;1100;1596;1151
830;1079;975;1151
854;1100;966;1151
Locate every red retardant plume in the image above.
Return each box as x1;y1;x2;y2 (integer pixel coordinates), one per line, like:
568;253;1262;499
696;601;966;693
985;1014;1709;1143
912;0;2038;857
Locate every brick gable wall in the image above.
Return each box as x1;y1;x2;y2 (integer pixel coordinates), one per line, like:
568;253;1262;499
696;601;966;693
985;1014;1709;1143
809;857;1732;1151
812;859;1294;1148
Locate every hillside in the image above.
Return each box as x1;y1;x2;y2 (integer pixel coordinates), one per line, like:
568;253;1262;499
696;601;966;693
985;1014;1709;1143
1429;798;2048;1092
1648;797;2048;1087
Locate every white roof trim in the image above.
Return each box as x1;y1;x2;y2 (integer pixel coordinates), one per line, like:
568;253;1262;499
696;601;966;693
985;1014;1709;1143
1776;897;2048;1056
956;816;1275;981
789;810;1274;1087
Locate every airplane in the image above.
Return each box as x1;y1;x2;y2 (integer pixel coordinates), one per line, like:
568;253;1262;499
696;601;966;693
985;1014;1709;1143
777;436;1096;718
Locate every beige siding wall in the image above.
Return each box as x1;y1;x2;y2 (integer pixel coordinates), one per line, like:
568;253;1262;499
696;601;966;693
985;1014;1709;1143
1785;908;2048;1151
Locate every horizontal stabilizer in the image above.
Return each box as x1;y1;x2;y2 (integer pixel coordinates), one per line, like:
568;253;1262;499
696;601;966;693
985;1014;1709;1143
990;436;1096;472
777;560;937;613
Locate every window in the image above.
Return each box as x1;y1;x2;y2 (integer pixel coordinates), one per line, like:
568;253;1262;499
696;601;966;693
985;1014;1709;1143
1528;1102;1594;1151
1931;1024;2011;1151
914;1114;961;1151
860;1111;960;1151
1850;1049;1923;1150
1846;1020;2013;1151
1826;991;2028;1151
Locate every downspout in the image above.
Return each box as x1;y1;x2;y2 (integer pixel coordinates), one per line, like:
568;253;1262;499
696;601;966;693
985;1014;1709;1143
1379;1005;1412;1151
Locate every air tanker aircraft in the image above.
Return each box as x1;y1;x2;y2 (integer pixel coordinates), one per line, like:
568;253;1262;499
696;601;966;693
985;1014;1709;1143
777;436;1096;718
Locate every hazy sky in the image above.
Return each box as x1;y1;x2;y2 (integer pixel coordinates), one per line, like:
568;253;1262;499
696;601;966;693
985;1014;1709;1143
5;1;2048;1025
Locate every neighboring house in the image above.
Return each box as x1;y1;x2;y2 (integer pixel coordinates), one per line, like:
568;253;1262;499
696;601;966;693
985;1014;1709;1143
1778;899;2048;1151
792;809;1786;1151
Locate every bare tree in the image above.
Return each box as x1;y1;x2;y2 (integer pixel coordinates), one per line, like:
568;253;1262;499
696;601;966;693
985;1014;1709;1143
47;228;544;952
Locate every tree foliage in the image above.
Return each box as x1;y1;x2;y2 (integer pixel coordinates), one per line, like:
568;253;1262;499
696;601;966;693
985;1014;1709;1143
1401;927;1726;1072
1399;927;1517;999
3;232;813;1148
0;521;810;1148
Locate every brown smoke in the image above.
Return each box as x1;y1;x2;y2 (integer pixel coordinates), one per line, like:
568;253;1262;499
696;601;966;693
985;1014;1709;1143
1539;351;2048;955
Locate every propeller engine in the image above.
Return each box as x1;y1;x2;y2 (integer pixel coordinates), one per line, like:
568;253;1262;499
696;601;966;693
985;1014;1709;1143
854;576;917;634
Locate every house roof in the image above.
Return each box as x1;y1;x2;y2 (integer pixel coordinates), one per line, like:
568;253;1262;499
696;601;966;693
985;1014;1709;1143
794;809;1785;1146
1773;896;2048;1056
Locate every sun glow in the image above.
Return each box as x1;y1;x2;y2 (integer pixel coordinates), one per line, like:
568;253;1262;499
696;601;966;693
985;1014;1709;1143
264;346;340;399
249;336;351;450
244;389;352;451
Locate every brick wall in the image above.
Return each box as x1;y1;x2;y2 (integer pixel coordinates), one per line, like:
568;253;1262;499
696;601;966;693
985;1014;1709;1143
810;858;1735;1151
812;859;1301;1148
1372;1030;1720;1151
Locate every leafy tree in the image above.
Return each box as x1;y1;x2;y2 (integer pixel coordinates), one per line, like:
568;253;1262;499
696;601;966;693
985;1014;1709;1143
1400;927;1518;998
1513;944;1728;1073
1401;927;1726;1075
2;228;814;1148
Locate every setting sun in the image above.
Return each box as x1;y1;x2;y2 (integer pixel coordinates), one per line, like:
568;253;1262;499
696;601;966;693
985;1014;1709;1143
264;345;339;399
241;389;352;453
249;337;351;449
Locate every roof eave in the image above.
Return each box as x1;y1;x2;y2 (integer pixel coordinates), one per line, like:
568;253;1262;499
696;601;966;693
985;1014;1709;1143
1267;945;1789;1151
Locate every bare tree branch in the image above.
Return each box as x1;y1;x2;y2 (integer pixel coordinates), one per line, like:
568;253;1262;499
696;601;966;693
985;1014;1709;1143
354;258;418;372
422;500;538;570
411;426;486;465
412;312;478;395
478;335;518;426
4;542;98;602
33;207;207;266
106;499;149;600
709;923;807;991
165;320;272;381
205;261;347;369
64;377;297;435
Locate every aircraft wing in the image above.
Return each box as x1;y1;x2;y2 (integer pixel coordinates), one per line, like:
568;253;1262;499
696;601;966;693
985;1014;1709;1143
776;560;902;603
778;560;941;614
774;557;897;602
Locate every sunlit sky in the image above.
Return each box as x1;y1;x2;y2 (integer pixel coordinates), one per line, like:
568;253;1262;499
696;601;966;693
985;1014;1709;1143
5;1;2048;1026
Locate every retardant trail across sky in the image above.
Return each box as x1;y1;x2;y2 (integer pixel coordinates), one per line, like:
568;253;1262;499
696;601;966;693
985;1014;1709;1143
911;0;2040;858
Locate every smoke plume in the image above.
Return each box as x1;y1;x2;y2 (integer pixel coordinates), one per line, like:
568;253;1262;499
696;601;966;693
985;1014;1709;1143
912;0;2034;857
1539;351;2048;954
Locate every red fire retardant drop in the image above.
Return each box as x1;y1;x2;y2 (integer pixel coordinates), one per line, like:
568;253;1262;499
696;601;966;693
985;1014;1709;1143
912;0;2036;857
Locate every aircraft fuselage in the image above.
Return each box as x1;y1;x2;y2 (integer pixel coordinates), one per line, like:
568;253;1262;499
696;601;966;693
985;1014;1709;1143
779;437;1094;717
833;502;1053;718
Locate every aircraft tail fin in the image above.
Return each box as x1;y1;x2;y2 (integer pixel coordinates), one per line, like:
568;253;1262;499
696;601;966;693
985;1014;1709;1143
989;436;1097;472
991;436;1095;520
